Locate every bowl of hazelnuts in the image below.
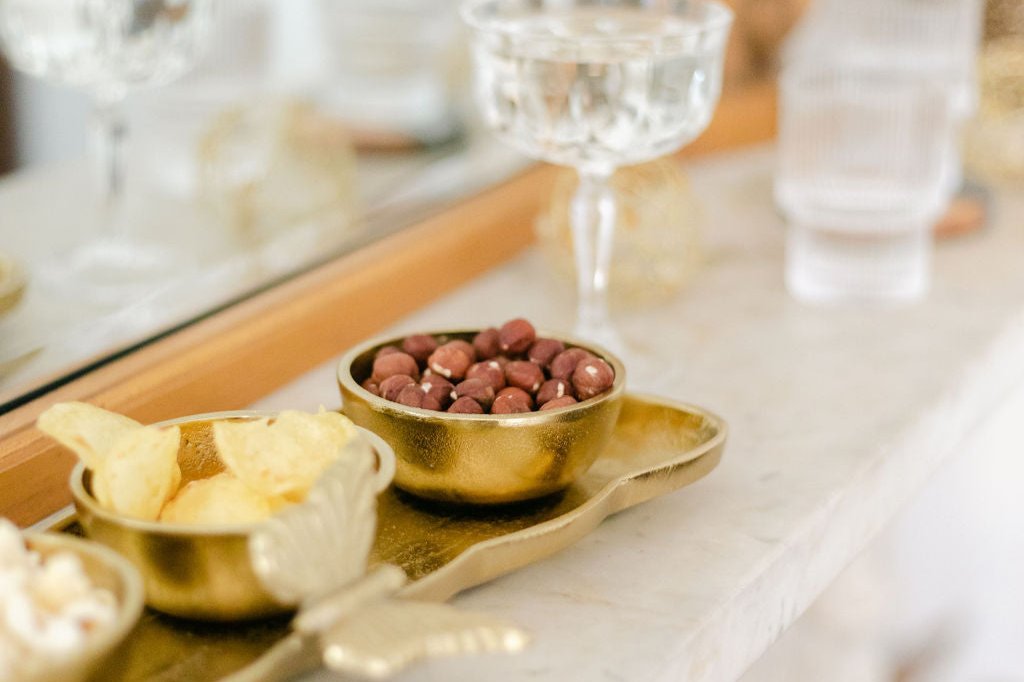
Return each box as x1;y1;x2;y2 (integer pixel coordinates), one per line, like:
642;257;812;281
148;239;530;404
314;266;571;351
337;318;625;504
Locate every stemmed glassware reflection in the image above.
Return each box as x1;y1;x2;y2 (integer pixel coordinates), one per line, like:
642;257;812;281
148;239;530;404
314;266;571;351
0;0;214;303
462;0;732;350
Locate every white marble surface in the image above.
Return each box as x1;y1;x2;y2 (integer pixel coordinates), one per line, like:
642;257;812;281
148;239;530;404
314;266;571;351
252;146;1024;682
739;376;1024;682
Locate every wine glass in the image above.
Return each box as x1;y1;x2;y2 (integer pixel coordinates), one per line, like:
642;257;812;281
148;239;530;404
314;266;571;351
462;0;732;350
0;0;214;304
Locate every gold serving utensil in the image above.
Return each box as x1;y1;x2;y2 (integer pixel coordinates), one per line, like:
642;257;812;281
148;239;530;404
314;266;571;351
238;445;528;680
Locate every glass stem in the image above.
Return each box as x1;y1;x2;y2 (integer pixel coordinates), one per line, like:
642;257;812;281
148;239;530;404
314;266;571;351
570;167;617;343
91;94;128;239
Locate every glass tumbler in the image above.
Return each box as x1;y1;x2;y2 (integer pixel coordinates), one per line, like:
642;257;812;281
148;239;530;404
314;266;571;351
775;66;954;304
791;0;983;194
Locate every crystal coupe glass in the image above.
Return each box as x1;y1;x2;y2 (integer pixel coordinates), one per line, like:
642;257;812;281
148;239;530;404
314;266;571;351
0;0;214;303
462;0;732;349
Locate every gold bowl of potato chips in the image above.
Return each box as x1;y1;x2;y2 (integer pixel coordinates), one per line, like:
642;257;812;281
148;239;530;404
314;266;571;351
41;404;394;621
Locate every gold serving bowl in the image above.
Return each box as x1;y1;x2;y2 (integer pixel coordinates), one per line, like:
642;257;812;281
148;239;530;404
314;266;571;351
70;411;394;622
337;330;626;505
22;533;144;682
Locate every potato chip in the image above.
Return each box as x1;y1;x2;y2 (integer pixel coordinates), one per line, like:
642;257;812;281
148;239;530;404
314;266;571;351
212;408;361;501
160;473;273;525
93;425;182;521
36;402;142;470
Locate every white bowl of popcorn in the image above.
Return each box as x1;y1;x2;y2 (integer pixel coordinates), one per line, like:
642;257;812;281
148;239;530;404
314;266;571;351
0;521;144;682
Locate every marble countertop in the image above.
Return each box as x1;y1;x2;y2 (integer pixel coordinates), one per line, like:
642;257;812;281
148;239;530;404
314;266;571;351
253;146;1024;682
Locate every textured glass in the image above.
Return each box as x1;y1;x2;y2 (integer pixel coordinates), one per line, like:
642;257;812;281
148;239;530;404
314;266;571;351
775;66;953;303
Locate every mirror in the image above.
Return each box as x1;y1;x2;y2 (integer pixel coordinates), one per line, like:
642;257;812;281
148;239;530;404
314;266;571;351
0;0;806;410
0;0;530;408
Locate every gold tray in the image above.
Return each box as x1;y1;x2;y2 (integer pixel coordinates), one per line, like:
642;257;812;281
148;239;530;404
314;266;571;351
51;393;725;681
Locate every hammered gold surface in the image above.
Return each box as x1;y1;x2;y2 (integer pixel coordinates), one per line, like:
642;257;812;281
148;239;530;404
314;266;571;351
338;330;627;504
384;394;723;601
66;393;724;681
70;417;287;623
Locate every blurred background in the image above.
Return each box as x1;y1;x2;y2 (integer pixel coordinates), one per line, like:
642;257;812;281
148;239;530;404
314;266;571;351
1;2;1023;679
0;0;811;403
2;0;1021;176
0;0;810;175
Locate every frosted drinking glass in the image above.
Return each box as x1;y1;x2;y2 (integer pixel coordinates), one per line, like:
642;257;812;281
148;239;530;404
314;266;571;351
788;0;983;194
775;66;953;304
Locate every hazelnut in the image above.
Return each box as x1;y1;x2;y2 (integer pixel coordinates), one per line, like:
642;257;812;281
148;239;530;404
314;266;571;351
505;360;544;394
361;379;380;396
446;339;477;363
540;396;578;410
402;334;438;364
372;352;420;382
572;357;615;400
466;360;506;391
499;318;536;355
395;384;428;408
419;375;454;407
421;394;443;411
472;328;501;360
549;348;594;381
528;338;565;368
379;374;416;402
495;386;534;410
492;393;532;414
427;343;472;380
537;378;574;406
448;396;484;414
375;345;402;359
452;378;495;410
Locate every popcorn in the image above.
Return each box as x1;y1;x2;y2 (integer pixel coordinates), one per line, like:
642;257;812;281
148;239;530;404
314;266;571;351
0;520;117;678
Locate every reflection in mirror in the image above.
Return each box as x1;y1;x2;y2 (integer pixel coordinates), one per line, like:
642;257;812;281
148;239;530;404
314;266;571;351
0;0;529;407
